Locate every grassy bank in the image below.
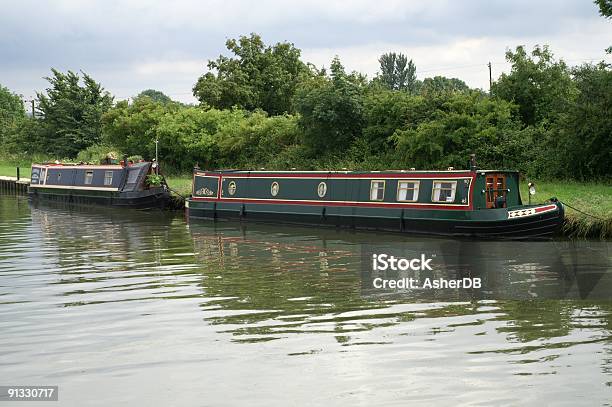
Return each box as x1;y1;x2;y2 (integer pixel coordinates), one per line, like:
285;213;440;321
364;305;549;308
520;181;612;218
520;180;612;239
0;165;31;179
164;175;192;197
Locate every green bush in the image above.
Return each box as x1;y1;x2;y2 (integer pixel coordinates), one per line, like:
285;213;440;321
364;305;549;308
76;144;123;164
127;155;143;163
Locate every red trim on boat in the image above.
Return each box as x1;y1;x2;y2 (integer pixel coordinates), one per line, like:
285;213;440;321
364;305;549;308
189;196;471;210
535;204;558;213
196;172;474;179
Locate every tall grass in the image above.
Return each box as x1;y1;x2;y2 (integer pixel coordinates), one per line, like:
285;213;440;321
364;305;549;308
0;152;57;167
563;216;612;240
164;175;192;197
520;180;612;239
0;165;31;178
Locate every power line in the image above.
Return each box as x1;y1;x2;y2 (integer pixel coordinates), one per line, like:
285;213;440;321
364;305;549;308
412;55;610;75
418;62;492;74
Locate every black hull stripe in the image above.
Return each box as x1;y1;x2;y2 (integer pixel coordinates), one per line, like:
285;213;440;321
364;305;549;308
187;208;563;239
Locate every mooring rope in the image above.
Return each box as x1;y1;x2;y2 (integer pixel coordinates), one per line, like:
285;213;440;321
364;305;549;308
559;200;605;221
158;174;186;201
167;186;186;201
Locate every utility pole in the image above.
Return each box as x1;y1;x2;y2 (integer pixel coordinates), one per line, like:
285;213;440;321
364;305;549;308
31;100;35;118
155;139;159;174
487;62;492;94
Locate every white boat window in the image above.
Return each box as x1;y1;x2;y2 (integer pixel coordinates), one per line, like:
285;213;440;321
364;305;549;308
397;180;420;202
104;171;113;186
85;171;93;185
270;181;279;197
317;182;327;198
370;180;385;201
228;181;237;196
432;181;457;203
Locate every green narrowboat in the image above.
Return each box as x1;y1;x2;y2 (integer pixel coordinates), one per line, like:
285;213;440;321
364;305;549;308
185;161;564;239
29;160;170;209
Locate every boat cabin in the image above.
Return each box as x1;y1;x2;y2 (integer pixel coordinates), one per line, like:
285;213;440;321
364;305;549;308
29;161;170;209
30;162;154;192
189;169;522;211
186;166;563;239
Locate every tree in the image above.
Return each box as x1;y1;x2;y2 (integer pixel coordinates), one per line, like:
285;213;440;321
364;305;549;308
593;0;612;53
377;52;418;92
419;76;469;95
193;33;309;115
37;69;113;157
293;57;365;153
0;84;26;148
391;91;526;171
102;97;181;160
362;89;429;152
0;84;25;122
594;0;612;17
554;63;612;179
492;45;575;126
135;89;173;104
102;97;301;172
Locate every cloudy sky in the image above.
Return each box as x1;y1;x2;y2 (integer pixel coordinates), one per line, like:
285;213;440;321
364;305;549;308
1;0;611;104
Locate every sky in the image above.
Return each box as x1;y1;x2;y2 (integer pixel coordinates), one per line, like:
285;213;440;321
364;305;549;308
1;0;611;104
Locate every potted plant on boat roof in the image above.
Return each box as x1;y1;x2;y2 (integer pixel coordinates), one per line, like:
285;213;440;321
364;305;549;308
146;173;164;187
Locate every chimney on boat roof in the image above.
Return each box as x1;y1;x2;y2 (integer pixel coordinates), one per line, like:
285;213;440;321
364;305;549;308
469;154;478;171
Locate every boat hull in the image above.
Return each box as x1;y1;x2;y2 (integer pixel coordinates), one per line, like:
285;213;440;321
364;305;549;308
28;187;170;210
186;200;564;239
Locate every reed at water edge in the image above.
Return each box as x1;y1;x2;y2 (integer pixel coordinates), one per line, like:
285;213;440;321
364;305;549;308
562;213;612;240
520;180;612;239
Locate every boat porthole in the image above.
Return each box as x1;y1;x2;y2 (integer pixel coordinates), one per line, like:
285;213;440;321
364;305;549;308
228;181;237;196
271;181;280;197
317;182;327;198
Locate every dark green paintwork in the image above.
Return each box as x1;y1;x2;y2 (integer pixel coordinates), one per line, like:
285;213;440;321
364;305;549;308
188;170;533;223
472;171;522;209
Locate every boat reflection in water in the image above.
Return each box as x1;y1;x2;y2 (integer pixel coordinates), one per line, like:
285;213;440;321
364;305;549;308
26;199;612;345
187;220;612;348
188;220;611;303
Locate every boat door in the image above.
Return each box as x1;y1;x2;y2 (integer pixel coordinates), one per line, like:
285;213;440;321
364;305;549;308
485;173;507;208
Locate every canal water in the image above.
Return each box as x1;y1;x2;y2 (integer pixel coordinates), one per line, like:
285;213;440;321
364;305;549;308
1;194;611;406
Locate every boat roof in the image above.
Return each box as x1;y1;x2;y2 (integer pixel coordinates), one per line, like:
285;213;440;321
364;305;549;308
33;162;151;169
475;169;520;174
200;169;519;174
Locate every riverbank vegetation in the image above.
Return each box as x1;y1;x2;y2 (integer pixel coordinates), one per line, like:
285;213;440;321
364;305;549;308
1;9;610;237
